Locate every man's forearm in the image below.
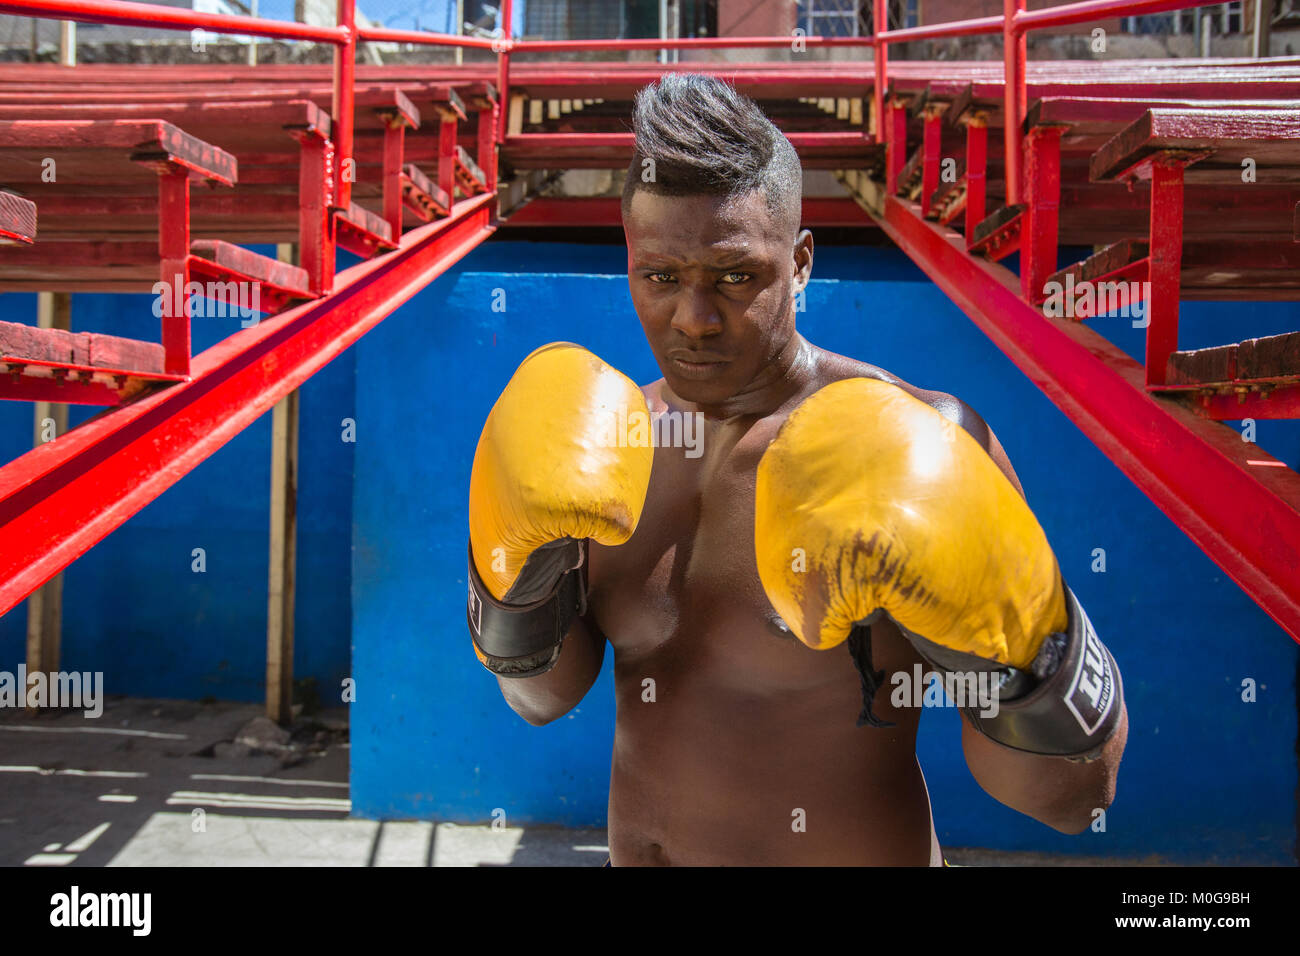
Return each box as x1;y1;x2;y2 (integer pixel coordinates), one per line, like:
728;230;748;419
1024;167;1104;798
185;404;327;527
497;616;606;726
962;700;1128;834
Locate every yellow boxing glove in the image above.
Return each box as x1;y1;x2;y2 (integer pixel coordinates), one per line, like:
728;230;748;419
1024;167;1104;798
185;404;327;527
467;343;654;676
755;378;1122;759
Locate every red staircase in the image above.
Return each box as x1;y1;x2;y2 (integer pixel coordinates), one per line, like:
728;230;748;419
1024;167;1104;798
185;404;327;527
0;0;1297;647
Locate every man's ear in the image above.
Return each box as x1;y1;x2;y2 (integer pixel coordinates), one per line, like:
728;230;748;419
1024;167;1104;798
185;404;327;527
792;229;814;294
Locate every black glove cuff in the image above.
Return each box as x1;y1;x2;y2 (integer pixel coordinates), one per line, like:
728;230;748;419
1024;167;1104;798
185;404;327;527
466;539;587;678
953;586;1123;761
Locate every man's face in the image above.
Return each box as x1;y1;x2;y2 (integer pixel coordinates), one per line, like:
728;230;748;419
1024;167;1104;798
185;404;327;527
624;188;811;408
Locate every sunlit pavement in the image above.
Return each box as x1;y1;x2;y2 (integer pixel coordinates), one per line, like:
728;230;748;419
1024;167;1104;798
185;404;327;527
0;697;607;867
1;697;1164;867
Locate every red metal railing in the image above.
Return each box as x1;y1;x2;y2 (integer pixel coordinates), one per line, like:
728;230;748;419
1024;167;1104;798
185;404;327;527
0;0;346;40
871;0;1234;201
0;0;1256;207
2;0;1298;643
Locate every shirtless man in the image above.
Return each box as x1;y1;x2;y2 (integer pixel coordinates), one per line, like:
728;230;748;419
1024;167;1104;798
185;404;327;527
466;73;1127;866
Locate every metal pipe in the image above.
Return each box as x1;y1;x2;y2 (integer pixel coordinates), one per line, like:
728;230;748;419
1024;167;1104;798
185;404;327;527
58;19;74;64
333;0;355;211
455;0;463;65
658;0;668;64
248;0;257;66
873;0;886;145
496;0;513;145
0;0;347;43
356;26;500;48
878;16;1003;42
1014;0;1225;32
1003;0;1026;204
515;35;874;52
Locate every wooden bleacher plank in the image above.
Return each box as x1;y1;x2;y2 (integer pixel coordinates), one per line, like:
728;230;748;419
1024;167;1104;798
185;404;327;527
1048;237;1300;302
334;202;396;259
1180;240;1300;299
1166;343;1238;387
0;191;36;245
0;239;162;288
969;203;1025;258
1091;107;1300;184
1166;332;1300;388
501;132;883;171
190;240;311;295
401;163;450;221
1028;96;1299;142
1048;239;1149;286
0;119;237;186
896;145;924;197
337;202;392;242
454;145;487;196
1240;332;1300;381
0;319;164;374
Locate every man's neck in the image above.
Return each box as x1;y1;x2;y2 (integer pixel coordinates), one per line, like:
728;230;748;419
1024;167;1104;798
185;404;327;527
676;333;818;422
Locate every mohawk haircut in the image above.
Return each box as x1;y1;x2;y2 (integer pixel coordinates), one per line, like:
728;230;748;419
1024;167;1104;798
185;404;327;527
621;73;803;234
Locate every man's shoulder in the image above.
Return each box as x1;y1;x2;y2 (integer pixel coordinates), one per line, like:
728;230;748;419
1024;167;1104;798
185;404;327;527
639;379;668;413
812;347;991;449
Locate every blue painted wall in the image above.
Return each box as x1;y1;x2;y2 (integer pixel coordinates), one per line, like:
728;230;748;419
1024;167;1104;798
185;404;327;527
0;246;355;703
1;235;1294;862
351;239;1298;864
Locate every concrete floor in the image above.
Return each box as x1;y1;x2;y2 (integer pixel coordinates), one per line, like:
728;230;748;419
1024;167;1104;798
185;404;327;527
0;696;607;867
0;696;1163;867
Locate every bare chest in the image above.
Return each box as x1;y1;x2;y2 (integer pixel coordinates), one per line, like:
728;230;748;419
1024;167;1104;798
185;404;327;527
586;417;850;693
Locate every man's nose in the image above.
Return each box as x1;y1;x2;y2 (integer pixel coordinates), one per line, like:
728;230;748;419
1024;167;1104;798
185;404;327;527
669;285;723;339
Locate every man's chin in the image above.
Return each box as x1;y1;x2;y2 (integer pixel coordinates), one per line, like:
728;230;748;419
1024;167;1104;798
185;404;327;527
662;371;735;407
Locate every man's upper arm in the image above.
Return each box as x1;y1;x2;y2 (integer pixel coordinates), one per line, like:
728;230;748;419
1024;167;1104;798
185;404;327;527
921;388;1026;501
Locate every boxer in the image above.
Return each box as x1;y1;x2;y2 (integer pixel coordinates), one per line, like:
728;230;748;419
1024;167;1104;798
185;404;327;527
467;73;1127;866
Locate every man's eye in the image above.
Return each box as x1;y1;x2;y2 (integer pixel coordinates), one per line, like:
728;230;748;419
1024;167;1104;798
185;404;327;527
647;273;675;283
720;272;750;285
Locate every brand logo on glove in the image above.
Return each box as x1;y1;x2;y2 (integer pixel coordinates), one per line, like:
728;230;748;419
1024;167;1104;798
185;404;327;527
467;581;482;634
1064;607;1115;736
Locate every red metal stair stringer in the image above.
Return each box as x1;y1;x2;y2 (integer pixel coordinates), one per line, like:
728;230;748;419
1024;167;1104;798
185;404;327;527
873;194;1300;644
0;192;496;616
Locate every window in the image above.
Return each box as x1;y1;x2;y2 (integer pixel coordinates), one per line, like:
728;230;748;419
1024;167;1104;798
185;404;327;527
800;0;869;38
1224;0;1243;32
1122;3;1248;35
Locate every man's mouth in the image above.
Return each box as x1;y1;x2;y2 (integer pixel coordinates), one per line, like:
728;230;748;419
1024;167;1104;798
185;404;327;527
668;351;729;379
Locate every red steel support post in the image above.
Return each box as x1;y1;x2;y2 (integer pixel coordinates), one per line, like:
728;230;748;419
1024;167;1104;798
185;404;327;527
920;107;943;217
333;0;356;212
478;102;498;192
1021;125;1063;302
964;118;988;248
438;114;458;208
1146;158;1185;387
381;114;405;243
291;129;334;295
1003;0;1026;204
873;0;887;144
157;167;190;377
495;0;513;145
886;99;907;195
